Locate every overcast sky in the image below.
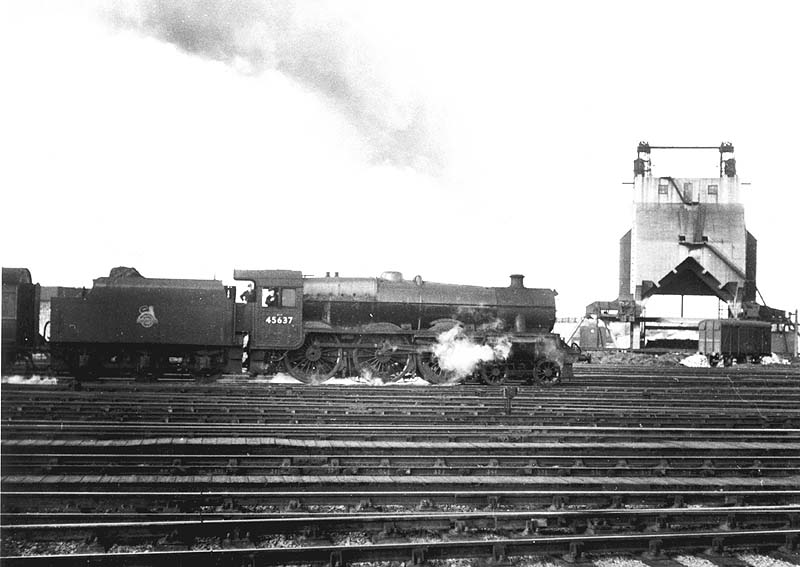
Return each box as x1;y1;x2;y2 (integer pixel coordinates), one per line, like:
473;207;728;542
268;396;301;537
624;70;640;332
1;1;798;317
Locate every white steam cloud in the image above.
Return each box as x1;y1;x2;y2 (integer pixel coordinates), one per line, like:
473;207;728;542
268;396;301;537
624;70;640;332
104;0;445;174
433;326;511;380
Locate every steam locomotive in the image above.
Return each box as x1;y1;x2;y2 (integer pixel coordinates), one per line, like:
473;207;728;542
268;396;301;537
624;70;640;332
3;267;580;385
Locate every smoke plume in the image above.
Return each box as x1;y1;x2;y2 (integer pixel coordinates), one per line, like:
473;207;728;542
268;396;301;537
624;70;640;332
105;0;444;174
433;327;511;380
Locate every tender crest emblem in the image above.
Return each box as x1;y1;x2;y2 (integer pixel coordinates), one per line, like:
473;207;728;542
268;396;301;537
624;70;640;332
136;305;158;328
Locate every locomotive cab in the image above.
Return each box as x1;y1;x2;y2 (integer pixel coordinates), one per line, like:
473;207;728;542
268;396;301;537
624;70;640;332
234;269;304;374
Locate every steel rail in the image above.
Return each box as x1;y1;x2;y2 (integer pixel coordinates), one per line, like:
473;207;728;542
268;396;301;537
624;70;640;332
4;421;800;434
4;475;800;499
3;504;798;532
1;528;798;566
5;438;800;457
6;390;798;405
4;451;799;478
5;504;798;525
5;488;800;505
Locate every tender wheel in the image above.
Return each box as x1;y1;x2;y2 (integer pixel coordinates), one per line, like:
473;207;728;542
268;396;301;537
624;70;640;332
185;350;225;380
533;359;561;386
352;336;414;381
284;334;343;383
135;351;157;381
11;351;35;376
69;350;99;380
480;362;507;385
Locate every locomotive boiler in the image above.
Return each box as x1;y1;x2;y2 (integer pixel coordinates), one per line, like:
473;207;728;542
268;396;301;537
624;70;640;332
44;268;580;385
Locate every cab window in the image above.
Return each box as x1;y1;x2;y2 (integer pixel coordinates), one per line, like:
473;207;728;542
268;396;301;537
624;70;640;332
262;288;279;307
282;288;297;307
261;287;298;308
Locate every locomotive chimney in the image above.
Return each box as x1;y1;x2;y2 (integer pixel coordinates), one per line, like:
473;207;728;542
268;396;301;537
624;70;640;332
509;274;525;288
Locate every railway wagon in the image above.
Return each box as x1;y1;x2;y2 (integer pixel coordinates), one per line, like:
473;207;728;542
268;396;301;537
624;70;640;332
1;268;41;373
45;268;578;384
698;319;772;366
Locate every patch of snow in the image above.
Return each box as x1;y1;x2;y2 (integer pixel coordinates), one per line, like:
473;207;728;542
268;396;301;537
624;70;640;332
1;375;58;385
679;353;710;368
738;553;797;567
323;376;379;386
761;353;790;365
382;376;430;386
268;373;303;383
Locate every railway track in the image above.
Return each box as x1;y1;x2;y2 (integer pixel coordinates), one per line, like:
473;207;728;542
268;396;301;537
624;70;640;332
2;529;797;567
2;376;799;433
2;366;800;565
4;447;800;478
2;524;798;567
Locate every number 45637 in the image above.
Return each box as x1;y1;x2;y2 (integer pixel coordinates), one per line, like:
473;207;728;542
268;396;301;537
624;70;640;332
266;315;294;324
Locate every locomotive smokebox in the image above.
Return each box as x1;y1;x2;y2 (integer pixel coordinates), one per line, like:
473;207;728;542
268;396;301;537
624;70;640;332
509;274;525;289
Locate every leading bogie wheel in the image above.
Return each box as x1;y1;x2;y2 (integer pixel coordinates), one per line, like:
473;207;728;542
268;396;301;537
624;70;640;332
480;362;507;385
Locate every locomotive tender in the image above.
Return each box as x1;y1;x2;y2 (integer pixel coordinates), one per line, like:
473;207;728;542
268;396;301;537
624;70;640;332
2;268;40;372
7;267;580;384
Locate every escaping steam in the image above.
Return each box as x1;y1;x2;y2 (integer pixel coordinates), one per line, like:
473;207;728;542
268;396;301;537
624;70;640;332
105;0;445;174
433;326;511;381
